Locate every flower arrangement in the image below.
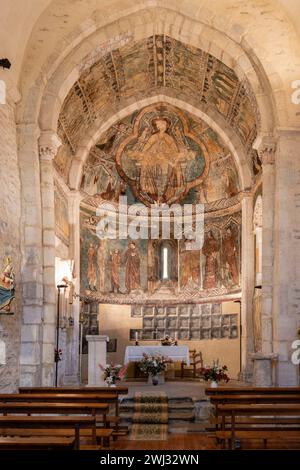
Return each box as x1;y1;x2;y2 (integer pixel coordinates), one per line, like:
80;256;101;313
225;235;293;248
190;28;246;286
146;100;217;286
99;363;127;385
138;353;172;376
161;335;177;346
199;362;230;384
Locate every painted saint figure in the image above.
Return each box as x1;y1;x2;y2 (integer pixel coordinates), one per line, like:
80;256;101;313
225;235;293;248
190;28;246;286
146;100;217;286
0;256;15;313
127;118;195;202
87;242;97;290
202;231;219;289
97;242;105;292
124;242;141;292
109;249;121;293
223;227;239;285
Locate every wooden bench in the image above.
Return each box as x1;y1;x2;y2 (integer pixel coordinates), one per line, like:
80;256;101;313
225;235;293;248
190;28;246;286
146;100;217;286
209;394;300;405
209;393;300;429
19;386;128;395
2;425;113;448
205;386;300;396
216;403;300;449
0;402;109;446
17;387;128;436
0;436;75;450
0;415;96;449
0;401;109;418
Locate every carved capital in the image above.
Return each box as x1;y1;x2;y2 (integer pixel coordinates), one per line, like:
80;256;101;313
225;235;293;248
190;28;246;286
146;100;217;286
257;138;276;165
39;131;61;161
238;189;253;201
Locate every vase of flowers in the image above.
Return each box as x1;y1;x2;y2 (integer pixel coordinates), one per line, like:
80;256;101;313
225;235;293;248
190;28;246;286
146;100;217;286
99;363;126;386
138;353;172;385
199;361;230;386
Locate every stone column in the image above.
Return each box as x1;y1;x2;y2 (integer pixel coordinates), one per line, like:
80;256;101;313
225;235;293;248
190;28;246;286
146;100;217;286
251;138;278;385
18;123;44;387
251;353;278;386
39;131;61;385
86;335;109;386
260;139;277;355
272;130;300;385
239;191;255;381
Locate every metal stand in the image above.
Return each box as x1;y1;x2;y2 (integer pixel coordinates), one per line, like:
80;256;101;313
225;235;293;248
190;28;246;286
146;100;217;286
55;284;67;387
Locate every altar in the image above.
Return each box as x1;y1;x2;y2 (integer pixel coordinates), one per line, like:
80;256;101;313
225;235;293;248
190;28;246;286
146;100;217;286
124;345;190;366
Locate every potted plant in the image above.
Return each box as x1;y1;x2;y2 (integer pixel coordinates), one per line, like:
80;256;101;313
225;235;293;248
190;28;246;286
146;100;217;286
199;362;230;387
99;363;126;387
138;353;172;385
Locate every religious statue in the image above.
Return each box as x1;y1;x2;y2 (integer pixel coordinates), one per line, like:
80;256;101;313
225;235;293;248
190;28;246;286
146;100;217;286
0;256;15;313
109;249;121;293
87;242;97;290
202;231;219;289
223;227;239;285
124;242;141;292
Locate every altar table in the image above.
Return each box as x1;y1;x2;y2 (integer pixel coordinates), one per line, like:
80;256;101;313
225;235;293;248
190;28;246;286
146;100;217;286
124;345;190;366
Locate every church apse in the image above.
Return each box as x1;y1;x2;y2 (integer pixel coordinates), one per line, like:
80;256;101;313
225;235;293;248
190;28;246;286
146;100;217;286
79;103;242;306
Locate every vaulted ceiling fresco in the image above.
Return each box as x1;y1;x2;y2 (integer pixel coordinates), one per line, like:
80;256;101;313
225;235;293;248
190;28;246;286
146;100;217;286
80;103;240;207
55;35;260;183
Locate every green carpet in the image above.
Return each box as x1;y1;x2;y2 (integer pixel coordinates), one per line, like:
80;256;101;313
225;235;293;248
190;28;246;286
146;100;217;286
129;392;169;440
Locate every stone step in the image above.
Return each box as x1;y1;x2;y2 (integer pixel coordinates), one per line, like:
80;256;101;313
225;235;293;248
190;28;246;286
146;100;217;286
119;403;194;412
120;411;195;422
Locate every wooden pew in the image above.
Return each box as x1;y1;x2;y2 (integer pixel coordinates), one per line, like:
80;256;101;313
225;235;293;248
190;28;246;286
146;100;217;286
205;386;300;396
0;401;109;447
17;387;128;436
209;393;300;430
0;392;118;405
0;415;96;450
216;403;300;449
209;394;300;405
0;402;109;418
0;436;75;450
19;386;128;395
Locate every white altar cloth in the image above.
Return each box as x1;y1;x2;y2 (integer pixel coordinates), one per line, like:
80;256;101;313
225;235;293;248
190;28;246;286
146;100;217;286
124;345;190;366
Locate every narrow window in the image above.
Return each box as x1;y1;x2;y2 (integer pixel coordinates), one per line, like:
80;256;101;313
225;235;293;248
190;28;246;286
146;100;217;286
162;246;169;280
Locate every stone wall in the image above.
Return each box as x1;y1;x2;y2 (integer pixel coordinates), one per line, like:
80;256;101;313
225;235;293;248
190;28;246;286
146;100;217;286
0;98;21;392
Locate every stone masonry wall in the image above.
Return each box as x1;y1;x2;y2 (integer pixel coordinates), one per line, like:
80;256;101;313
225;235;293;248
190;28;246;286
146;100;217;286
0;98;22;392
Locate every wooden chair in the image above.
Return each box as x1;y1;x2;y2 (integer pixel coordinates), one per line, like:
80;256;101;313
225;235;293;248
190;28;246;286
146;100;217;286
180;349;203;378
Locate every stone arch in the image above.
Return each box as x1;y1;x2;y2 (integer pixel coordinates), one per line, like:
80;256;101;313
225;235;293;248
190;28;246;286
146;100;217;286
16;2;298;387
21;7;278;137
68;94;252;192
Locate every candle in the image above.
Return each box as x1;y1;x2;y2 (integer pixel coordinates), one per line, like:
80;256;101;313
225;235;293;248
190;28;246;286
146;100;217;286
135;331;139;341
175;331;178;341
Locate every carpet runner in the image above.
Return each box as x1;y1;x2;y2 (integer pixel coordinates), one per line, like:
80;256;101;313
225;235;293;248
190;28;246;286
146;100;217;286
129;392;168;440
